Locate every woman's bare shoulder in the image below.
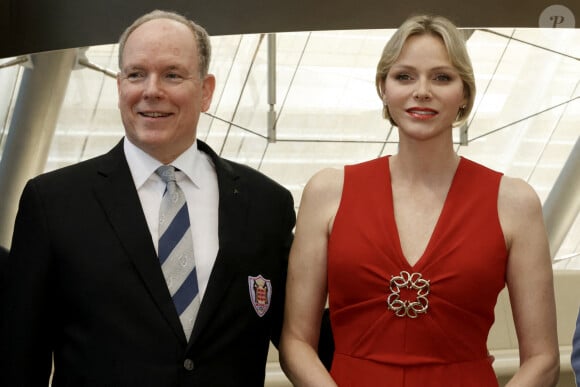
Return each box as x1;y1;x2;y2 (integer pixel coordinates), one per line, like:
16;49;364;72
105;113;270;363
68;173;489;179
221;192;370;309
303;167;344;199
498;175;544;242
498;175;542;213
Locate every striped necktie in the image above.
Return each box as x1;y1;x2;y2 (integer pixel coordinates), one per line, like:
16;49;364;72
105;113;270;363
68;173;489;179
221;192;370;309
156;165;200;340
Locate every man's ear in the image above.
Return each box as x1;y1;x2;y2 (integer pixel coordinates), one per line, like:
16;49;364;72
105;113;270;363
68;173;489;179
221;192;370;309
201;74;216;112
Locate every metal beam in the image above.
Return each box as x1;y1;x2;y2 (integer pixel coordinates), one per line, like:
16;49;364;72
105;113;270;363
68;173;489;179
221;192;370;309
0;48;77;247
267;33;277;143
543;137;580;260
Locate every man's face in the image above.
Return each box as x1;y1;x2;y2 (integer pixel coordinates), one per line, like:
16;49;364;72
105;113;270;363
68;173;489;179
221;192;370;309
117;18;215;164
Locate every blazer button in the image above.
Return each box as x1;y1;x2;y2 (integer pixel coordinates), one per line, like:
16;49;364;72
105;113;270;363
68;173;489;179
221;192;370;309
183;358;194;371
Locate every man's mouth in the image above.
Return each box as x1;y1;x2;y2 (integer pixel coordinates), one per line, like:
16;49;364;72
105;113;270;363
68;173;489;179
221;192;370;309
139;112;172;118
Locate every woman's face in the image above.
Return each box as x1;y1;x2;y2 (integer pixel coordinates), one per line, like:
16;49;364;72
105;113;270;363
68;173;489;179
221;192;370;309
382;33;467;141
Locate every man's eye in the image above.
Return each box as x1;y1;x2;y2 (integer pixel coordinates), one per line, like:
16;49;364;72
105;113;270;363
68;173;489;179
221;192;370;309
126;72;144;81
165;73;184;82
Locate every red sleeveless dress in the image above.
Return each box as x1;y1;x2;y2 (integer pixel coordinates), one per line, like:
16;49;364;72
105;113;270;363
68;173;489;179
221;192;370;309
327;156;507;386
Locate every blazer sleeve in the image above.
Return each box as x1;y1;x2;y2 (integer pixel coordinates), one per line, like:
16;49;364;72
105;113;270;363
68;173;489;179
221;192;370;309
0;180;54;385
573;307;580;387
268;188;296;349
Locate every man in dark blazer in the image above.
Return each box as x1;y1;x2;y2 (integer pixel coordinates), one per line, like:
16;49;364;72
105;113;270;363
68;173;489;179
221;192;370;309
0;10;295;387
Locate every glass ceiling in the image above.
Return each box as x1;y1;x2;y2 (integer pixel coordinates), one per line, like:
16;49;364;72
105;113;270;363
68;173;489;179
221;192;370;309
0;27;579;267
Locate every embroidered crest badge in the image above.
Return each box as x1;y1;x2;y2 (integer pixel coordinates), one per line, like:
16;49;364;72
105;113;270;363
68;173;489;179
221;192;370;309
248;275;272;317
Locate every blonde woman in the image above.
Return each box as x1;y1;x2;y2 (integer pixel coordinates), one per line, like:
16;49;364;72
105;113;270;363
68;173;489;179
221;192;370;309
280;14;559;387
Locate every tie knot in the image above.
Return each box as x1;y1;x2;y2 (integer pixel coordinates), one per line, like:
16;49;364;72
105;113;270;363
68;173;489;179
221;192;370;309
156;165;176;184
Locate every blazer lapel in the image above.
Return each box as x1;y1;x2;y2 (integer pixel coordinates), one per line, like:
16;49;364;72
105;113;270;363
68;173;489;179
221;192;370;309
188;140;249;346
93;140;186;342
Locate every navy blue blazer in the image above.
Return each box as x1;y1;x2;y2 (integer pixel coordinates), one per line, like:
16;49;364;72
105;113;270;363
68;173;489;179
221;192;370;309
0;245;7;264
0;139;295;387
573;308;580;387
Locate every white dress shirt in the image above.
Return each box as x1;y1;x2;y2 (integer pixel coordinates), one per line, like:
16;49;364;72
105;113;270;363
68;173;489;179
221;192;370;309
124;138;219;301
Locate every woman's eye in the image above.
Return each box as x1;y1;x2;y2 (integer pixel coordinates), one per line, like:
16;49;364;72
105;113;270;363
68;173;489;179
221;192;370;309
395;73;412;81
434;74;451;81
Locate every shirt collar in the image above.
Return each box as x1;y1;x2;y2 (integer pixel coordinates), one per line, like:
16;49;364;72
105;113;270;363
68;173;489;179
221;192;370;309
123;138;202;189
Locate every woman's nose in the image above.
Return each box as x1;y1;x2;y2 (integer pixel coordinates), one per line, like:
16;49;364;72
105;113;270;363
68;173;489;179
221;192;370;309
413;79;432;100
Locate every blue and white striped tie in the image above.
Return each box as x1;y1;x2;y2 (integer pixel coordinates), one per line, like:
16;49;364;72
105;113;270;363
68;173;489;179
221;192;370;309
156;165;200;340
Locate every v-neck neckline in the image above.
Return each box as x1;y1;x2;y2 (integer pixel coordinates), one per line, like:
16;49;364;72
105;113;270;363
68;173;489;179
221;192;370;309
385;156;464;271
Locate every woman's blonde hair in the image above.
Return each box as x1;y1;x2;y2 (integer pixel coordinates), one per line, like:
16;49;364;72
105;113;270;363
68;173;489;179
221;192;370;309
375;15;475;127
